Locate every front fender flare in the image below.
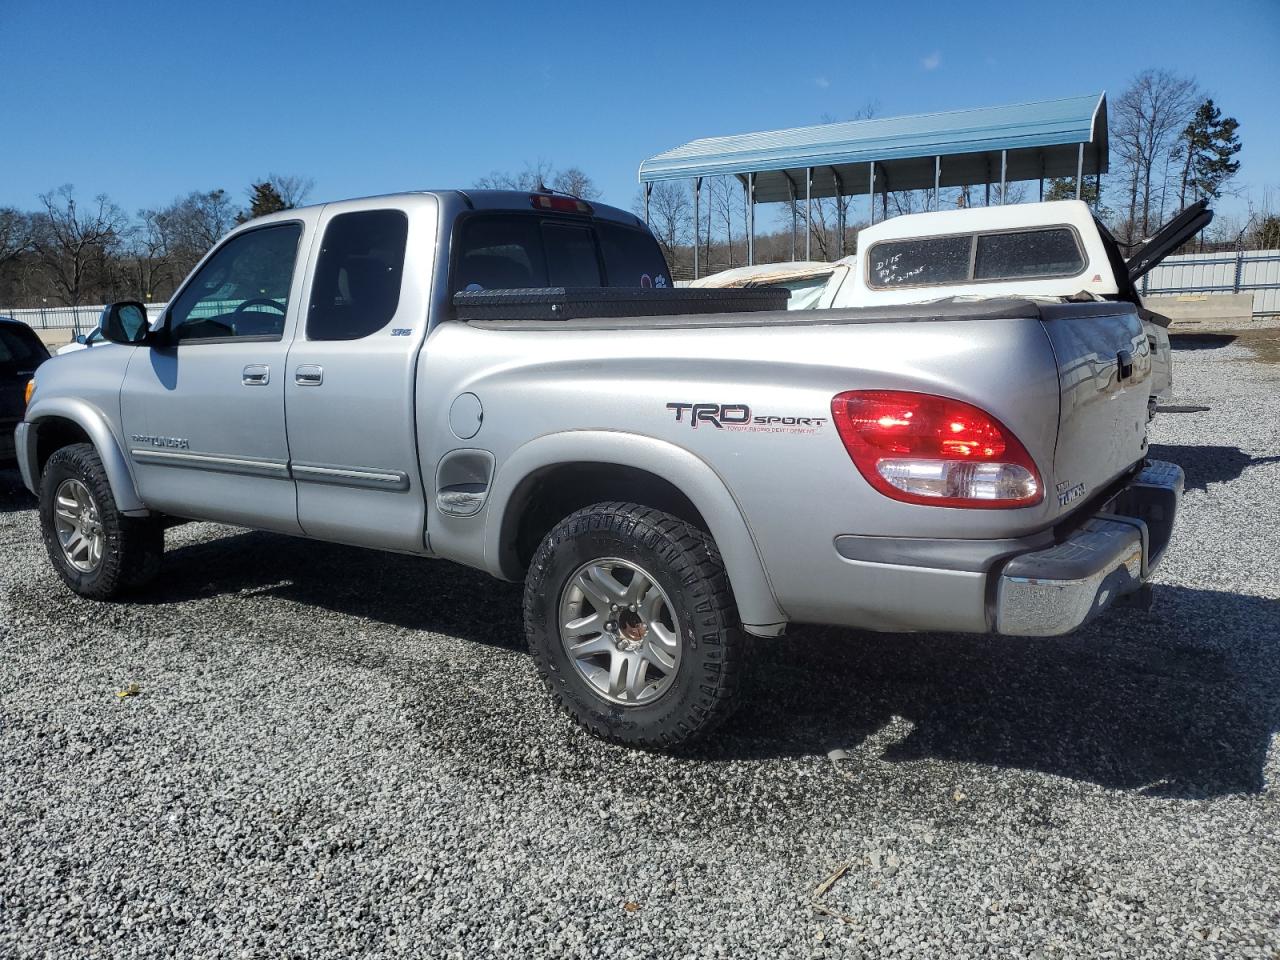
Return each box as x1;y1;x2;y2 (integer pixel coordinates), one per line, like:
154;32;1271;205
22;397;146;514
484;430;786;633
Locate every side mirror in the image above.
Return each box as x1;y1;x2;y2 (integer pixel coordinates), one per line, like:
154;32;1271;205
100;301;151;345
75;334;87;345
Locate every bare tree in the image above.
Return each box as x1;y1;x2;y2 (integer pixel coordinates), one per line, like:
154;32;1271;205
1111;69;1201;243
156;189;237;276
474;160;555;191
267;173;315;208
708;177;739;270
551;167;600;200
29;186;128;305
0;207;32;270
124;209;175;301
636;181;692;263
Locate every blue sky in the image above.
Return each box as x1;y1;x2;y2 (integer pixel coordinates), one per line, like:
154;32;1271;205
3;0;1277;225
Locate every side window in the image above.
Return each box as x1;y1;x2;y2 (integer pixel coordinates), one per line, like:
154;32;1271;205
867;235;971;288
542;223;601;286
307;210;409;341
975;229;1085;280
168;223;302;343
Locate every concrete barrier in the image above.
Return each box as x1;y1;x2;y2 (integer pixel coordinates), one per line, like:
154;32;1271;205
1144;293;1256;331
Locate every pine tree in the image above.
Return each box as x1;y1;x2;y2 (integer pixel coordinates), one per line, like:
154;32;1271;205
235;182;289;223
1178;100;1242;208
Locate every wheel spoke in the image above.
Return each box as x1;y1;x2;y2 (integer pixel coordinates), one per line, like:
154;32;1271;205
641;638;676;672
624;572;654;606
625;655;650;700
607;653;628;698
562;612;604;640
573;570;614;615
650;620;678;652
567;634;614;658
593;565;632;604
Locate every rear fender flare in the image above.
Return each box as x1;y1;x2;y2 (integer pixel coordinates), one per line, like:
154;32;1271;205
23;397;146;514
485;430;786;631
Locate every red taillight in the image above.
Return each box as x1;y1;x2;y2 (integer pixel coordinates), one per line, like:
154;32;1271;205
830;390;1042;508
530;194;593;215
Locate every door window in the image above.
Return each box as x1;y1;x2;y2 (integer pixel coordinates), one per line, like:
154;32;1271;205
168;223;302;343
307;210;409;341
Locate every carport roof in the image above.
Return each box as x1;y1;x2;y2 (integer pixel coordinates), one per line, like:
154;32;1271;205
638;93;1108;204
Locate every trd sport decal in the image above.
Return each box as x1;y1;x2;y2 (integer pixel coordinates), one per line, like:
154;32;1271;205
666;402;827;433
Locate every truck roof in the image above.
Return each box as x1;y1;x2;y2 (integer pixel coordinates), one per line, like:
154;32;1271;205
238;190;645;230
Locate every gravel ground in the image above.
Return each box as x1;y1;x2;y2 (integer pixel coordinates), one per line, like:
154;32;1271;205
2;332;1278;959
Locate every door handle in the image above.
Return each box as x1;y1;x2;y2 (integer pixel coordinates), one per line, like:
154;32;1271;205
242;364;270;386
295;364;324;386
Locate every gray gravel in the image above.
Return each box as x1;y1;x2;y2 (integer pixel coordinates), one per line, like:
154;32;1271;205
2;332;1279;959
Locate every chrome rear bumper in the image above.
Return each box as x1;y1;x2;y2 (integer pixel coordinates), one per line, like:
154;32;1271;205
995;460;1183;636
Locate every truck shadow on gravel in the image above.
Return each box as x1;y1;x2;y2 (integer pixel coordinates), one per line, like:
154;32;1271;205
1147;443;1280;493
142;528;1278;800
723;586;1280;799
0;470;36;513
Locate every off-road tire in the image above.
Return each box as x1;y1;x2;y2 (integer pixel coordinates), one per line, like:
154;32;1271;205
39;443;163;600
524;501;745;748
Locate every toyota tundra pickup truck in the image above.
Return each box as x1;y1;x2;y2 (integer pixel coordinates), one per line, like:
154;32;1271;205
16;189;1183;747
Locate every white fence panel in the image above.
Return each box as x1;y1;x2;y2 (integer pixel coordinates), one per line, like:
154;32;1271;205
1142;249;1280;317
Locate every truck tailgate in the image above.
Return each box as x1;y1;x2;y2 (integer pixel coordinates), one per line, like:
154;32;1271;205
1039;303;1152;517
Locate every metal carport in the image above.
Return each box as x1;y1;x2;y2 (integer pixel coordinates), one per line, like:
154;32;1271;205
638;93;1108;269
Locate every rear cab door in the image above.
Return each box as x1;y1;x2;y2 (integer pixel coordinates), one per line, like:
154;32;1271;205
283;194;439;551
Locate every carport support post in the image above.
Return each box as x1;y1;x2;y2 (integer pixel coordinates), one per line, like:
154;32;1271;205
787;175;797;261
832;168;845;258
868;162;877;225
692;177;701;280
934;155;941;211
746;172;756;266
643;182;651;224
805;166;813;261
1075;143;1085;200
1000;150;1008;204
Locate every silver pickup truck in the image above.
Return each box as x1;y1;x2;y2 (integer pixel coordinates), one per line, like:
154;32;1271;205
16;189;1183;747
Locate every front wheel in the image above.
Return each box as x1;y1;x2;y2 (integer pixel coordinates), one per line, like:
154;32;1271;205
39;443;164;600
524;502;745;748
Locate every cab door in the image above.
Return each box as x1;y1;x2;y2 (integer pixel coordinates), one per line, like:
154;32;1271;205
284;196;437;552
119;216;315;532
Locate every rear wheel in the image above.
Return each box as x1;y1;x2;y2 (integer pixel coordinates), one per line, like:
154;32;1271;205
39;443;163;600
524;501;744;748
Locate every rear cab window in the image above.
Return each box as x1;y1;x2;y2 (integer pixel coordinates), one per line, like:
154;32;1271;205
867;227;1085;290
0;324;51;370
452;213;669;294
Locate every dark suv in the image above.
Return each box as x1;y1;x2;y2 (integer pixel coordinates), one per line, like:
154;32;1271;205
1;317;51;465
